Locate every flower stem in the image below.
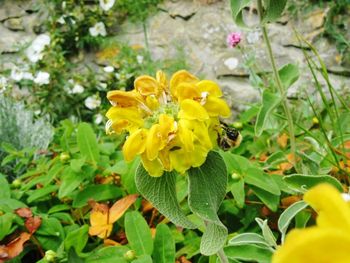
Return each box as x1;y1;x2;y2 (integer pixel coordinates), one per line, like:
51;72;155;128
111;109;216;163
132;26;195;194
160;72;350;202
257;0;299;172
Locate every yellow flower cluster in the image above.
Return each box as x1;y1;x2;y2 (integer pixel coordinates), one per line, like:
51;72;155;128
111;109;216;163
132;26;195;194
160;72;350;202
273;184;350;263
105;70;231;176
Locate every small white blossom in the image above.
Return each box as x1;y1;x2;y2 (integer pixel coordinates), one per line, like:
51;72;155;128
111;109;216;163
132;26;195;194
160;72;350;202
26;34;51;63
11;67;24;81
136;55;144;64
103;66;114;73
246;31;261;44
98;82;107;90
84;95;101;110
99;0;115;11
57;15;66;24
70;84;84;94
0;76;7;93
34;71;50;86
115;73;121;80
94;113;104;125
224;57;239;70
89;22;107;37
23;72;34;80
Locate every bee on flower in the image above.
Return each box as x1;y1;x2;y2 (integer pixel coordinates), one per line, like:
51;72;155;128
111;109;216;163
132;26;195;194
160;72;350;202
105;70;234;177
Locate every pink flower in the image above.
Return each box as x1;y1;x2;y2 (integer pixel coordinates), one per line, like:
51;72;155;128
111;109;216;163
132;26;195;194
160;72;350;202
227;32;242;48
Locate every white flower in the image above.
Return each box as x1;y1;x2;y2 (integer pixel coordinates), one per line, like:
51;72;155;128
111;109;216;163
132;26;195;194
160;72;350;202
103;66;114;73
23;72;34;80
57;15;66;24
84;95;101;110
70;83;84;94
11;67;24;81
0;76;7;93
246;31;261;44
34;71;50;86
136;55;144;64
224;57;239;70
98;82;107;90
89;22;107;37
94;113;104;124
99;0;115;11
26;34;51;63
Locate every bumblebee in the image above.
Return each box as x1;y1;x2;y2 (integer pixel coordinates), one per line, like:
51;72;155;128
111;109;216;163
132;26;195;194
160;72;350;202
217;121;242;151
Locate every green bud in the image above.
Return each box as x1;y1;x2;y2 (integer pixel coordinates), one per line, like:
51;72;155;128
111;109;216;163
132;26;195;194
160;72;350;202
60;152;70;162
312;117;319;125
232;121;243;129
12;179;21;188
231;173;241;180
124;250;136;261
44;250;56;262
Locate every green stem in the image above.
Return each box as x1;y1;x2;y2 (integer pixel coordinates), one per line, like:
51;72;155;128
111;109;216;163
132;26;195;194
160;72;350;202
142;21;150;55
217;248;229;263
257;0;299;172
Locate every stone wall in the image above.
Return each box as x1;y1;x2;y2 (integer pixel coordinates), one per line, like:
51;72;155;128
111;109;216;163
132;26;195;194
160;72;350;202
1;0;349;114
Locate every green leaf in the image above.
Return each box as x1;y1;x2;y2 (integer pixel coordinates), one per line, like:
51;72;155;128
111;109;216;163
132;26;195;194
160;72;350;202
86;247;129;263
58;168;85;198
255;90;280;136
153;224;175;263
65;225;89;254
0;198;27;212
0;174;10;199
48;204;71;214
283;174;343;192
228;233;270;247
245;168;280;195
230;178;245;208
72;184;122;208
125;211;153;256
262;0;288;23
255;218;277;248
230;0;252;27
27;185;59;204
0;213;15;240
122;157;140;194
295;210;311;229
250;186;280;211
70;158;86;173
279;64;299;89
77;122;100;166
224;244;273;263
188;151;228;255
278;200;308;242
36;217;65;237
135;166;196;229
132;255;153;263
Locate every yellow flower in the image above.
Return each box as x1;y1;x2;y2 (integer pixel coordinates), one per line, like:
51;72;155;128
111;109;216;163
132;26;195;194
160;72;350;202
273;184;350;263
106;70;231;176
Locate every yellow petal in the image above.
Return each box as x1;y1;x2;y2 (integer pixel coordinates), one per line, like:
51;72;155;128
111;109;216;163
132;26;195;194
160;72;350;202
191;144;208;167
178;121;194;152
134;76;160;96
109;194;138;223
178;99;209;121
145;95;160;111
156;70;168;92
106;107;144;133
158;149;172;171
169;70;198;97
146;124;162;160
169;148;192;174
159;114;176;137
175;83;201;102
304;183;350;231
141;153;164;177
196;80;223;97
89;224;113;239
179;119;212;150
122;129;148;162
272;227;350;263
203;96;231;118
107;90;142;107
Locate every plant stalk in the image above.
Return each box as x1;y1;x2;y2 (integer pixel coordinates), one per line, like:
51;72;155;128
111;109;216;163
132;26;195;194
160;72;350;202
217;248;229;263
257;0;299;172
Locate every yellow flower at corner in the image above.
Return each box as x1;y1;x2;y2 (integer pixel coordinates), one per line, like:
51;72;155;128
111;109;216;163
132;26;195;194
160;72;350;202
273;183;350;263
105;69;231;177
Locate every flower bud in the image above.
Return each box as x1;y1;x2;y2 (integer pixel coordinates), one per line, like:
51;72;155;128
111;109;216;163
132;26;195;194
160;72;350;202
124;250;136;261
